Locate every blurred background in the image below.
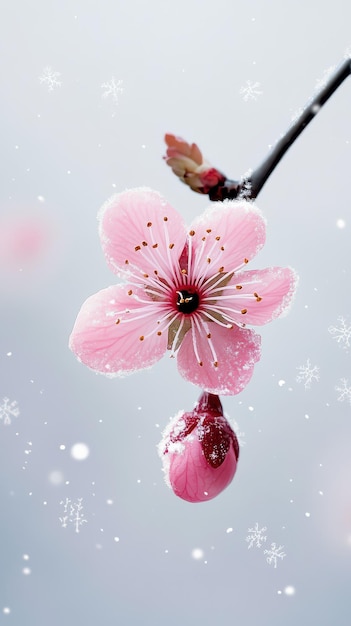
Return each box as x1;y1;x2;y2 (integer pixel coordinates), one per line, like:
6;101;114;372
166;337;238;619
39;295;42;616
0;1;350;624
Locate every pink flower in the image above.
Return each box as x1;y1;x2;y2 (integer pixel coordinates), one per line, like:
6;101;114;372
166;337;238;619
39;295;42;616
158;392;239;502
69;187;297;395
164;134;226;194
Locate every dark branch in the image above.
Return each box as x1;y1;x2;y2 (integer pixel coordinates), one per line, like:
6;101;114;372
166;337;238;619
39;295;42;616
200;58;351;201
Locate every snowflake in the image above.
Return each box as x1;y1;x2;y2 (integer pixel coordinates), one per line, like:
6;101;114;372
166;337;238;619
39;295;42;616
296;358;320;389
246;523;267;549
239;80;262;102
0;397;20;425
101;77;124;105
264;542;286;568
39;66;62;92
59;498;87;533
335;378;351;405
328;316;351;351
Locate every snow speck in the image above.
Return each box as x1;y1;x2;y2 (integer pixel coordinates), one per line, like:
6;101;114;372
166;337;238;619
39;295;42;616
336;218;346;229
284;585;296;596
48;470;64;485
59;444;66;450
305;512;311;518
278;379;286;387
70;442;90;461
3;607;11;615
191;548;204;560
114;536;120;543
226;527;233;534
22;567;31;576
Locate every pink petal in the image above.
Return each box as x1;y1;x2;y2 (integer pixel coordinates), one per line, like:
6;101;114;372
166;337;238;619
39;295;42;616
167;435;237;502
177;323;261;395
69;283;167;375
228;267;298;325
188;201;266;280
98;188;186;280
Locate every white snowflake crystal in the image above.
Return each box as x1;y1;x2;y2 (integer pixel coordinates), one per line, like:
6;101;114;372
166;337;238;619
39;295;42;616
246;523;267;549
0;397;20;425
59;497;87;533
296;358;320;389
101;77;124;105
239;80;262;102
264;542;286;568
335;378;351;405
328;316;351;351
39;66;62;92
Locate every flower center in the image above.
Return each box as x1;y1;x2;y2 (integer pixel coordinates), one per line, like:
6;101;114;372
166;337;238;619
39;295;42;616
176;289;199;314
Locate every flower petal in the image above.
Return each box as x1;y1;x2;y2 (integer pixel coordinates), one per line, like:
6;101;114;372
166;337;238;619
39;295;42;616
69;283;167;375
167;436;237;502
188;200;266;281
227;267;298;325
98;188;186;280
177;323;261;395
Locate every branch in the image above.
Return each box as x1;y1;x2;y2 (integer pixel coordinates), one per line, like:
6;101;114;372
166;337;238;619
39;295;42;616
164;58;351;201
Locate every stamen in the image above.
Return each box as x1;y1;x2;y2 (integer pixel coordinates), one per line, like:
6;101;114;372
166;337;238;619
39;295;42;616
189;230;195;236
236;285;242;289
169;243;175;249
241;309;247;314
147;221;152;227
244;258;249;264
139;336;144;341
135;245;141;251
128;290;133;295
206;229;212;233
142;241;148;247
163;216;168;221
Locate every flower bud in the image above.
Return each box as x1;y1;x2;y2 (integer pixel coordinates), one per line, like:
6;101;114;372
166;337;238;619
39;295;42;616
163;134;226;194
158;392;239;503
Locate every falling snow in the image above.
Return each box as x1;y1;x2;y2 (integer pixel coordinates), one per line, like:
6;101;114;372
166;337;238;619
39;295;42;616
59;497;87;533
296;358;320;389
239;80;262;101
335;378;351;405
39;66;62;91
0;397;20;425
264;543;286;568
328;316;351;351
246;523;267;549
101;77;124;105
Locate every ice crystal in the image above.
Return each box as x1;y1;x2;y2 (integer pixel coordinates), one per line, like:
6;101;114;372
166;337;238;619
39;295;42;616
264;542;286;568
246;522;267;549
0;397;20;425
328;316;351;351
296;358;320;389
335;378;351;405
314;66;336;92
239;80;262;101
39;66;62;91
59;497;87;533
101;77;124;105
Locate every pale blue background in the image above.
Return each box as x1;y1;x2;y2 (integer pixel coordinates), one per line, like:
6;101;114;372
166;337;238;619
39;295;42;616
1;1;350;624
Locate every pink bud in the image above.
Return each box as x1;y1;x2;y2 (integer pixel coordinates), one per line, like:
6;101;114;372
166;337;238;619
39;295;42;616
158;392;239;503
163;134;226;194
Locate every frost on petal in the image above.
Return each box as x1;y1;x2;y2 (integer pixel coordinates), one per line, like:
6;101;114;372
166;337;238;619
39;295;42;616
189;201;266;281
98;187;186;280
69;284;167;376
177;324;261;395
225;267;298;326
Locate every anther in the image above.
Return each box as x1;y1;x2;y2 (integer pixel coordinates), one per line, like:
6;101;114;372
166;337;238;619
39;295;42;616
152;243;158;248
163;216;168;222
254;292;262;302
154;270;158;275
116;319;120;325
147;221;152;227
202;236;206;241
221;246;224;251
206;229;212;233
128;290;133;295
144;273;149;278
142;241;148;247
198;361;203;366
244;258;249;264
218;266;224;273
241;308;247;314
215;236;220;241
236;285;243;289
181;269;187;274
125;259;129;264
135;245;141;251
189;230;195;236
207;258;211;263
157;331;162;336
207;333;211;339
139;336;144;341
169;243;174;249
213;361;218;368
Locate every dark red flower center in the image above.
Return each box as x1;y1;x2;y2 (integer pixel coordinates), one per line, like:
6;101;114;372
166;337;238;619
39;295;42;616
176;289;199;314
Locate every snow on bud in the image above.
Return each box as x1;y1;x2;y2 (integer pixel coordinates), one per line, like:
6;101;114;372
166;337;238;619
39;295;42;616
163;134;226;194
158;392;239;503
